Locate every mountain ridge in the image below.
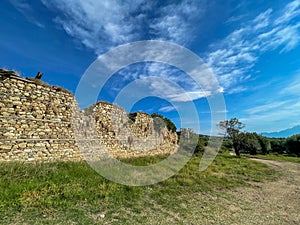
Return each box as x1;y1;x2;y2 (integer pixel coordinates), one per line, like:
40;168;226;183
261;125;300;138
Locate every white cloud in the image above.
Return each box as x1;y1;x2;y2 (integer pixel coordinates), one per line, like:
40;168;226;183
36;0;299;103
168;91;207;102
205;0;300;94
159;106;176;113
245;101;290;115
241;103;300;133
10;0;45;27
240;69;300;133
149;0;202;45
41;0;145;54
253;9;272;30
123;75;210;103
226;86;247;94
41;0;203;54
225;13;249;24
39;0;214;102
280;72;300;96
100;54;222;102
274;0;300;25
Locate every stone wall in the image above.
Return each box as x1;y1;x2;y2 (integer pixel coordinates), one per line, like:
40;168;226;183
0;70;82;161
90;101;178;158
0;70;178;161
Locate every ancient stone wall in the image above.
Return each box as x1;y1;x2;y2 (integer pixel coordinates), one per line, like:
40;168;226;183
0;70;178;161
0;71;82;161
90;102;178;158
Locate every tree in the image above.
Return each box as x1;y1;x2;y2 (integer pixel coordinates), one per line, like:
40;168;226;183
195;135;209;154
236;132;262;155
221;137;233;152
270;138;286;154
255;134;271;155
285;134;300;156
219;118;245;156
151;113;177;132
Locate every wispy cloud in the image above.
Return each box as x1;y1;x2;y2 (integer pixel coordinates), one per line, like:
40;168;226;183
149;1;202;45
39;0;213;102
105;61;221;102
139;75;207;102
274;0;300;25
159;106;176;113
205;0;300;93
241;103;300;133
10;0;45;27
41;0;203;54
245;101;290;115
280;71;300;96
225;13;249;24
36;0;299;103
41;0;145;54
242;71;300;132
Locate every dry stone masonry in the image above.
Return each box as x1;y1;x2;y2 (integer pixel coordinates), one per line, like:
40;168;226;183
0;70;178;161
88;102;177;158
0;70;81;161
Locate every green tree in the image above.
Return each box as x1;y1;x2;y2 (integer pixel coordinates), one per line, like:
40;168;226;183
231;133;271;155
256;134;271;154
236;132;261;155
285;134;300;156
270;138;286;154
219;118;245;156
151;113;177;132
221;137;233;152
195;135;209;154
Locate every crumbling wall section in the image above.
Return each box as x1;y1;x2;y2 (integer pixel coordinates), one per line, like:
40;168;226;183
0;70;178;161
90;102;178;158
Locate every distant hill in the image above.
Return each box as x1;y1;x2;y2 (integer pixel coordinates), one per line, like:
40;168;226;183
262;125;300;138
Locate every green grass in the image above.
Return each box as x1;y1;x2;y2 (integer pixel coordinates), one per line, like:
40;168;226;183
249;154;300;163
0;153;277;224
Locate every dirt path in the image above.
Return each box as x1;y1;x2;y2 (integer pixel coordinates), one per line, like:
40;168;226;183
189;159;300;224
139;158;300;225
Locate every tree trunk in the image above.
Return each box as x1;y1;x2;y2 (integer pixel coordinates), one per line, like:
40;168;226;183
233;140;241;157
234;148;240;157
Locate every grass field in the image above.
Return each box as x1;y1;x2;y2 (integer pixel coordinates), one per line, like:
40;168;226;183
248;154;300;164
0;153;277;224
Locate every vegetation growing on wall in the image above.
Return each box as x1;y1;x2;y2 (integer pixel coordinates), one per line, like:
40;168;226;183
128;112;137;123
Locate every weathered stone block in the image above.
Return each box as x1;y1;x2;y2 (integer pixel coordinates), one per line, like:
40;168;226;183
18;142;27;149
0;145;11;153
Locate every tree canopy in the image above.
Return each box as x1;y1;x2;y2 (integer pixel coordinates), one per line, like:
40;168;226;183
219;118;245;156
151;113;177;133
219;118;299;157
285;134;300;156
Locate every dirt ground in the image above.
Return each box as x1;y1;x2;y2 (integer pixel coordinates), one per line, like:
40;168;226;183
184;158;300;225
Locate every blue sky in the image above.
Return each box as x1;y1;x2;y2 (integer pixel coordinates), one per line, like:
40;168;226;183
1;0;300;135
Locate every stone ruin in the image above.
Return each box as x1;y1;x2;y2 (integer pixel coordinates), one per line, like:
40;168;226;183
0;70;178;161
